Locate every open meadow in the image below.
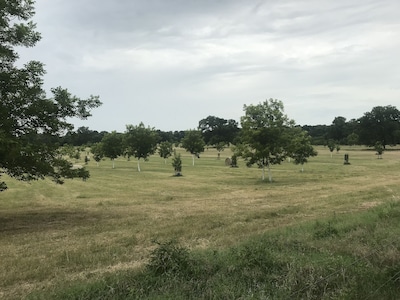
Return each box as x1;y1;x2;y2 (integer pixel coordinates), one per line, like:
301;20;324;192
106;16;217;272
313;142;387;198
1;146;400;299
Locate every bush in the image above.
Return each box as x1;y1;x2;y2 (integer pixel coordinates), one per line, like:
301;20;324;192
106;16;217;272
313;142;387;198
146;240;192;277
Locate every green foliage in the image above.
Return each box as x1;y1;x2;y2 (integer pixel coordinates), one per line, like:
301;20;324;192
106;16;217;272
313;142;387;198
0;0;101;190
181;130;205;166
289;128;318;171
347;132;359;146
100;131;122;161
181;130;205;155
198;115;239;146
374;141;384;158
327;139;336;153
90;143;104;164
124;122;159;161
171;151;182;175
358;105;400;147
237;98;295;181
158;141;173;160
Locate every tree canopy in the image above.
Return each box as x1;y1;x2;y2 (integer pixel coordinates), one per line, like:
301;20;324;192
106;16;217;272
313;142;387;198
0;0;102;191
357;105;400;148
198;115;239;146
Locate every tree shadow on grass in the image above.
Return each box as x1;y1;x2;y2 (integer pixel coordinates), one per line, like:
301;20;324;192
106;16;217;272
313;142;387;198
0;209;103;236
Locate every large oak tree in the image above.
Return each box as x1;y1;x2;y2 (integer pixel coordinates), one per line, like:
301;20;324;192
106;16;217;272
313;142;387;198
0;0;101;191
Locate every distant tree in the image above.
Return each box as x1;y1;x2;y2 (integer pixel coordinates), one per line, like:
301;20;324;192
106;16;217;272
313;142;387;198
172;151;182;176
198;116;239;148
347;133;359;146
236;99;295;182
302;124;329;145
358;105;400;148
124;123;159;172
173;131;185;145
158;141;173;164
230;154;238;168
0;1;102;191
336;144;341;153
215;142;225;160
374;141;384;159
181;130;205;166
327;140;336;158
90;143;104;166
289;128;318;172
101;131;123;168
156;130;175;143
329;116;347;143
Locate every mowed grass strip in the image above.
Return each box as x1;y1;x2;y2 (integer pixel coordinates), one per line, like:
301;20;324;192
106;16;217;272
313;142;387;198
0;146;399;299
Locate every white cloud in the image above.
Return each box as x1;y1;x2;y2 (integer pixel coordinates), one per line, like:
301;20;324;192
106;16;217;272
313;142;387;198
17;0;400;131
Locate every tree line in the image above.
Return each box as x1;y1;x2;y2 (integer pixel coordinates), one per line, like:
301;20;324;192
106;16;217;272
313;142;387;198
59;105;400;152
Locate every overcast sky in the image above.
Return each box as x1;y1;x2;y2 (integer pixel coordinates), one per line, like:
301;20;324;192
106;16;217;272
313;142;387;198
18;0;400;132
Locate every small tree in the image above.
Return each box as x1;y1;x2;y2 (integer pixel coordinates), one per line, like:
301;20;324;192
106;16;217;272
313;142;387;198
231;154;238;168
91;143;104;166
374;141;384;159
172;151;182;176
124;123;159;172
215;142;225;160
289;129;318;172
327;140;336;158
101;131;123;168
181;130;205;166
158;141;173;164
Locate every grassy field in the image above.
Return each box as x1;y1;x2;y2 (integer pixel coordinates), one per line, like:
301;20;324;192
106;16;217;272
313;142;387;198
0;146;399;299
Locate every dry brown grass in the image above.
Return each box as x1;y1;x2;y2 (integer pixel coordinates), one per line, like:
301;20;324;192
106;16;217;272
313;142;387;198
1;146;399;299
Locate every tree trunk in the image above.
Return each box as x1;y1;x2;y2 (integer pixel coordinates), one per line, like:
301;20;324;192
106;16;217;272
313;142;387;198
262;165;265;181
192;154;195;166
137;159;141;172
301;164;304;172
112;159;115;169
267;163;272;183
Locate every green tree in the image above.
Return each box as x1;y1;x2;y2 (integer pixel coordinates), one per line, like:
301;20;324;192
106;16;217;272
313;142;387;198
358;105;400;148
124;123;159;172
198;115;239;148
327;140;336;158
329;116;347;143
215;142;225;160
101;131;122;168
347;132;359;146
171;151;182;176
289;128;317;172
374;141;384;159
237;98;295;182
0;1;101;191
181;130;205;166
90;143;104;166
158;141;173;164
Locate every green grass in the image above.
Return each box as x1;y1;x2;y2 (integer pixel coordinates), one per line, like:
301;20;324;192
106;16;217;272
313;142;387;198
1;146;400;299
